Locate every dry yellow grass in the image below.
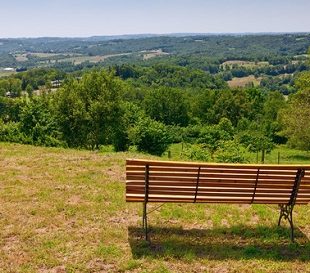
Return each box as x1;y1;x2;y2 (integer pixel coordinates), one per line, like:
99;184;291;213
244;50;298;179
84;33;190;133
142;49;169;60
59;53;132;65
221;60;269;68
228;75;262;88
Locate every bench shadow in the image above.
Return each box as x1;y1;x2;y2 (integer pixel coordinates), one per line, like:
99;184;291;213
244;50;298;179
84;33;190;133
128;225;310;261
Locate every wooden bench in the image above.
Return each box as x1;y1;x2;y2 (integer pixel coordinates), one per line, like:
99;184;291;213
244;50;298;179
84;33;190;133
126;159;310;241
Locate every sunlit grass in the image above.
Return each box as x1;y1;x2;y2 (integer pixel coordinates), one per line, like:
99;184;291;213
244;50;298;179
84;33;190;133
0;142;309;272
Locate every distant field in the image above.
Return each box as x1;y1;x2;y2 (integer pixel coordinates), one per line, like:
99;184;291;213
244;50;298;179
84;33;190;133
13;53;28;62
0;70;16;78
0;142;309;272
142;49;169;60
227;75;262;88
28;52;64;58
13;50;169;65
222;60;269;68
59;53;132;64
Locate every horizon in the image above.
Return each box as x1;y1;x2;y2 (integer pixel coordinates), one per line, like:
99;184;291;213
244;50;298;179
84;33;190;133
1;31;310;40
1;0;309;38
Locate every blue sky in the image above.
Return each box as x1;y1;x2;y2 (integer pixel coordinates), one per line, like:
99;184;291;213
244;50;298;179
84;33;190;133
1;0;309;37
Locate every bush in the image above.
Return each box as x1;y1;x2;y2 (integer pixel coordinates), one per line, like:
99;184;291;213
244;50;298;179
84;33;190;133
130;116;171;156
214;140;249;163
237;131;274;153
19;97;64;147
182;144;210;162
0;121;28;143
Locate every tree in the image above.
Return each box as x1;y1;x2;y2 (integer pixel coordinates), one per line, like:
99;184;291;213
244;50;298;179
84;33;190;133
295;71;310;90
143;87;189;126
55;70;126;149
279;68;310;150
279;89;310;150
19;96;63;147
197;118;234;158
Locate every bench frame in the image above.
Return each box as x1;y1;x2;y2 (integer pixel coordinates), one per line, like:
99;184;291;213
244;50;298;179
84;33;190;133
278;168;305;240
126;160;309;242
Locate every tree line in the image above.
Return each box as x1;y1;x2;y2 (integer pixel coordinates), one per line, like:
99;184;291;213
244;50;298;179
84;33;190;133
0;64;309;162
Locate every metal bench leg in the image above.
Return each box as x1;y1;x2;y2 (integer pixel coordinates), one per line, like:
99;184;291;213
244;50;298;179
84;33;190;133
278;204;295;242
142;202;148;241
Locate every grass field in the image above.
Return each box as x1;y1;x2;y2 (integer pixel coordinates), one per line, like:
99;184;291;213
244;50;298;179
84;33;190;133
59;53;132;65
0;142;310;273
142;49;169;60
221;60;269;69
227;75;262;88
0;70;16;78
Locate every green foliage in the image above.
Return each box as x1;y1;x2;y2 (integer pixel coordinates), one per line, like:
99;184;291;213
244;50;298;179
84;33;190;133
0;78;22;97
294;71;310;90
279;88;310;150
0;120;26;143
182;144;210;162
0;35;307;154
197;119;234;156
262;91;286;121
130;116;171;156
214;140;248;163
19;96;64;147
143;87;189;126
55;69;125;149
0;97;23;122
278;71;310;150
237;131;275;153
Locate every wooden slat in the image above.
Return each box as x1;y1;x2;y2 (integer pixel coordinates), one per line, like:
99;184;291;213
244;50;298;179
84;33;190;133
126;181;296;189
127;174;297;182
145;167;299;175
128;189;293;198
127;159;310;170
130;172;298;180
127;175;296;184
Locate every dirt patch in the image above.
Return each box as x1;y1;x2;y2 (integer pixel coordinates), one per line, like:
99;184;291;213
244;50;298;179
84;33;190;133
106;166;125;182
221;219;230;228
108;209;140;225
87;259;116;272
67;195;81;205
38;266;66;273
2;236;20;252
250;214;260;225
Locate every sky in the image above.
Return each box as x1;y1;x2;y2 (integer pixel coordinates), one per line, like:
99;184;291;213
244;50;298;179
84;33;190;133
0;0;309;38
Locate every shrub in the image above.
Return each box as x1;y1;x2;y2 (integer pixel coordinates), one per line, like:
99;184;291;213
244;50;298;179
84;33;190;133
237;131;274;153
130;116;171;156
0;121;28;143
182;144;210;162
214;140;249;163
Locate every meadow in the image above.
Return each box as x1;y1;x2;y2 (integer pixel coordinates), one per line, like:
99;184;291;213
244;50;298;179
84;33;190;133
0;142;309;273
227;75;262;88
0;70;16;78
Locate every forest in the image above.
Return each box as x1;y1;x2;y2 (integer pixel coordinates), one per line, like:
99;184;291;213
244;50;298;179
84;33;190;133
0;34;310;163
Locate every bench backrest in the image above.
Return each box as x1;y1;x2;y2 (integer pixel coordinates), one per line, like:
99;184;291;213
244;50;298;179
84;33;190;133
126;159;310;205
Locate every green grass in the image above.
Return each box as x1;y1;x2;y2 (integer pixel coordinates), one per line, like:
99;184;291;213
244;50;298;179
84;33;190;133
0;142;309;272
164;143;310;164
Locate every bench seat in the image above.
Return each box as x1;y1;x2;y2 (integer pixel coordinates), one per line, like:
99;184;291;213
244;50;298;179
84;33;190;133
126;159;310;241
